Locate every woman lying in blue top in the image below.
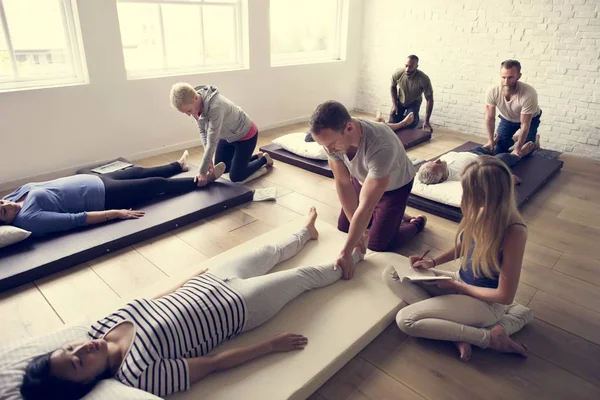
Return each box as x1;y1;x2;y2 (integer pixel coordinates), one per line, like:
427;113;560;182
0;151;225;237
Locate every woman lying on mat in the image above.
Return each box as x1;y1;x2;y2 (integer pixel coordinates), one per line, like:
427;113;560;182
383;156;533;362
0;151;225;237
20;208;364;399
170;83;273;184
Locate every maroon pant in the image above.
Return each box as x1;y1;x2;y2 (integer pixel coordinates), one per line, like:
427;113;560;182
338;177;419;252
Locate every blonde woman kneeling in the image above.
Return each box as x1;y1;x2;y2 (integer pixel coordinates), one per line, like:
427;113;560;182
383;156;533;361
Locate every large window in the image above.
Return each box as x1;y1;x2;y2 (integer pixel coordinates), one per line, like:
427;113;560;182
117;0;246;78
0;0;87;91
270;0;346;66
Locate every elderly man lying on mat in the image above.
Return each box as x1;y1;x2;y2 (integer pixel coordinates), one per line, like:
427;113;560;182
416;135;539;186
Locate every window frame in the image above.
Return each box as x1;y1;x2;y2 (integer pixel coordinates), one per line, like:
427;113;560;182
0;0;88;92
117;0;246;79
269;0;346;67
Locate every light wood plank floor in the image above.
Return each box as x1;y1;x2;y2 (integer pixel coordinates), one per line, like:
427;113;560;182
2;113;599;399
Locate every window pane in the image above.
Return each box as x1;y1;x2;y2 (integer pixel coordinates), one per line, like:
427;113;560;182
4;0;72;77
117;0;244;76
162;4;202;68
270;0;339;61
117;2;164;72
203;5;236;65
0;21;11;77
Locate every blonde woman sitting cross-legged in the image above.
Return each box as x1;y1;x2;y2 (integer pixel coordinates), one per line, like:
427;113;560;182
383;156;533;361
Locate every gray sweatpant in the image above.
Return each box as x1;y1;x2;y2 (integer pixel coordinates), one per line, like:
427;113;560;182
210;228;362;332
382;265;533;348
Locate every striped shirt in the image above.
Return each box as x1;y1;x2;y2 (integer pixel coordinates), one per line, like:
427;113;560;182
88;273;246;397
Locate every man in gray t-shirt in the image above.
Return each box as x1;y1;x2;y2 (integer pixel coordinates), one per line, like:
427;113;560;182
309;101;426;279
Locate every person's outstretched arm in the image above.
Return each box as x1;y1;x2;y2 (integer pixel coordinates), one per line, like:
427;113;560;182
187;333;307;383
198;105;224;176
390;77;399;116
23;209;143;236
422;76;434;132
329;159;359;223
424;95;434;132
336;173;389;279
86;209;145;225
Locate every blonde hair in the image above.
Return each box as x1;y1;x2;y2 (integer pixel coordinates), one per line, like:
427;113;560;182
456;155;524;279
169;83;197;109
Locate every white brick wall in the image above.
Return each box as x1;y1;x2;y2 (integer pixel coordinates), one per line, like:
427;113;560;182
355;0;600;158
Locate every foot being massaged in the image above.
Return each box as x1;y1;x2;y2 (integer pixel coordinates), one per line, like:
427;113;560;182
19;208;366;400
0;151;225;237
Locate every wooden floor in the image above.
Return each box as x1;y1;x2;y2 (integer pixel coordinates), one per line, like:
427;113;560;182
2;114;600;399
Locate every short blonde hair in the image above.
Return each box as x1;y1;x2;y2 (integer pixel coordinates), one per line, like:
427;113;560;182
170;83;197;109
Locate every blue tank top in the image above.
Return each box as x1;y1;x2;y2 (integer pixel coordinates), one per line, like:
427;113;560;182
458;223;526;289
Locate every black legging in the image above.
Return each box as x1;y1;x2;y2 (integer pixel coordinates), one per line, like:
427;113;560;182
98;162;196;209
215;133;267;182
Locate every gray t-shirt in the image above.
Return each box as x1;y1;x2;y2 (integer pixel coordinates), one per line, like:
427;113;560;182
328;119;416;191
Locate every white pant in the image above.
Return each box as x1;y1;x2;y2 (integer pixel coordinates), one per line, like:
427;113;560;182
382;266;533;348
210;228;362;332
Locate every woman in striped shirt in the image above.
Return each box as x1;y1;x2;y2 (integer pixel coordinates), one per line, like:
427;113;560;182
20;208;363;399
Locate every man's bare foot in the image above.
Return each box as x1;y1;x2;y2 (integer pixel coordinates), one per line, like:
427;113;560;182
454;342;472;362
179;150;190;171
409;215;427;233
512;141;535;158
400;112;415;128
262;153;274;167
488;325;528;358
402;212;414;223
305;207;319;240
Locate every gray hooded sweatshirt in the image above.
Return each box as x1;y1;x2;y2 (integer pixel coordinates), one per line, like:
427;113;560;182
195;85;252;174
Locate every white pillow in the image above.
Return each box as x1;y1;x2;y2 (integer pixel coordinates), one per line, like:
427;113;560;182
412;178;463;208
0;325;160;400
412;152;478;207
272;133;328;160
0;226;31;249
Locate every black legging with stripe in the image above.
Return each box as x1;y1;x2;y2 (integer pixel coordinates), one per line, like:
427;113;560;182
97;162;196;209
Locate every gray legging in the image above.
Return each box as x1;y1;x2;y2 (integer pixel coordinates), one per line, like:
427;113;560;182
209;228;362;332
382;266;533;348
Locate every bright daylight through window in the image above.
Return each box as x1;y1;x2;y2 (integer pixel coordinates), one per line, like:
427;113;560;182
117;0;245;78
0;0;87;91
270;0;345;66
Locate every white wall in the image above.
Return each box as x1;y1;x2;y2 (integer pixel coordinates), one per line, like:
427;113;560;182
355;0;600;159
0;0;364;186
